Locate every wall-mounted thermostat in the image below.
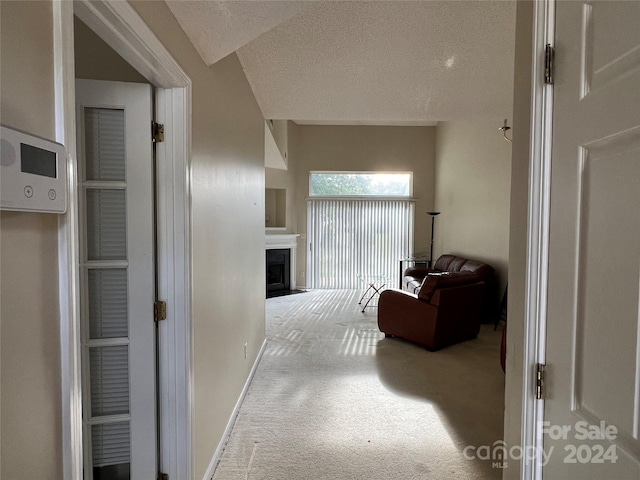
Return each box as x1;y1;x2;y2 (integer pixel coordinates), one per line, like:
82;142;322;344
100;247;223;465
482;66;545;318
1;125;67;213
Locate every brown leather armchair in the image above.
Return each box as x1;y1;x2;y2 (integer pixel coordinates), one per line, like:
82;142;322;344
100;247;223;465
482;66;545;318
378;271;487;351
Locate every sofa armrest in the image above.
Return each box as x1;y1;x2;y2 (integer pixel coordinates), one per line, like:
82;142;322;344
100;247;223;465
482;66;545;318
379;288;419;306
403;266;433;278
377;289;438;344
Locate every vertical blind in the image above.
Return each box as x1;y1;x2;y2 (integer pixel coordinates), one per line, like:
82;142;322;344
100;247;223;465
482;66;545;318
308;199;414;288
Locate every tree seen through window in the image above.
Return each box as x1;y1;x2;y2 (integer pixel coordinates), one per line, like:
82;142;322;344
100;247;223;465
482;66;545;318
310;172;411;196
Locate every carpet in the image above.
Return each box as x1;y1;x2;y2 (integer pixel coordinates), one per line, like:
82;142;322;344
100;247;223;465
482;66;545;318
212;289;505;480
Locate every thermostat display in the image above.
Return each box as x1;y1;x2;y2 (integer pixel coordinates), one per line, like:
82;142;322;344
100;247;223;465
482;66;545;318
1;125;67;213
21;143;57;178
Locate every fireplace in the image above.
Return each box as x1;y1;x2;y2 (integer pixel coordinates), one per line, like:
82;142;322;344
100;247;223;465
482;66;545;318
266;249;290;296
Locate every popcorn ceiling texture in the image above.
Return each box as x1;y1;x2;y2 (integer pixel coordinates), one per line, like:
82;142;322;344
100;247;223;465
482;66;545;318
169;1;516;124
166;1;312;66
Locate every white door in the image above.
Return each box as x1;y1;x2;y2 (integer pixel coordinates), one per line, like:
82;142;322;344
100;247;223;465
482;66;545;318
543;1;640;478
76;79;156;479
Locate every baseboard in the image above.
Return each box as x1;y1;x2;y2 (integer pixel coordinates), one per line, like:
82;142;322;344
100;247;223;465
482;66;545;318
202;339;267;480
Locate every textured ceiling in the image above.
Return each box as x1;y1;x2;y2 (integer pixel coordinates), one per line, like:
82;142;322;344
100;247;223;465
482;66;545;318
166;1;312;66
168;1;516;124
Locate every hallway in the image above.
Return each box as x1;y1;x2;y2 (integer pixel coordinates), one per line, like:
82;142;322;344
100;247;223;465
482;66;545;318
213;289;505;480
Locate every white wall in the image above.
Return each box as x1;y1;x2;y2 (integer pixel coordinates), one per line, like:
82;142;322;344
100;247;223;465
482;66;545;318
74;15;148;83
0;1;63;478
292;125;437;288
434;121;512;293
128;3;266;477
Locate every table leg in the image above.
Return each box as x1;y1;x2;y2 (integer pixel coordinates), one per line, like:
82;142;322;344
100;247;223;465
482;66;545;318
361;283;386;312
358;284;374;305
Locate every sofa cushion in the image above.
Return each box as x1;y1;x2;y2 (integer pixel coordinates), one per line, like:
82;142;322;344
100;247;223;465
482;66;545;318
460;259;494;277
430;255;494;278
450;257;469;272
433;254;456;271
417;271;483;303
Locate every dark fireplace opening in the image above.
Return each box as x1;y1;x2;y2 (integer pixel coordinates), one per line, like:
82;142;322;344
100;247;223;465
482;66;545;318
266;249;290;297
267;264;285;286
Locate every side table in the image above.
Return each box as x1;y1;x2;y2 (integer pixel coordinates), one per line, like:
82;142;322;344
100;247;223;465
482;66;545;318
398;254;429;288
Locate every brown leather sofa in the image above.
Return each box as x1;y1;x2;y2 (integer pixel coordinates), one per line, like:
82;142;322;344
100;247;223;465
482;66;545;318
377;254;495;351
402;254;496;323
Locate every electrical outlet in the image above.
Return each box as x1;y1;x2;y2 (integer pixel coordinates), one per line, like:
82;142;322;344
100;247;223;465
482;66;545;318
244;343;248;359
300;271;305;278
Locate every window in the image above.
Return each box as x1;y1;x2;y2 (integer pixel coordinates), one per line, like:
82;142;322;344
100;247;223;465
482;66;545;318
309;171;412;197
307;172;414;289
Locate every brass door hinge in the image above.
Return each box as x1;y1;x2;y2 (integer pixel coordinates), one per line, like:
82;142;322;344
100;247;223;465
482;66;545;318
154;300;167;322
536;363;546;400
152;121;165;143
544;44;555;85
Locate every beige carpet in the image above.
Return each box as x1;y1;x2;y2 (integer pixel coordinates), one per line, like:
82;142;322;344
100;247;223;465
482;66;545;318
212;289;505;480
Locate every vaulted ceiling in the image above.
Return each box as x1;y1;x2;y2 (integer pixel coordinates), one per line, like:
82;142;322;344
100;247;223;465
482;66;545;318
166;0;516;125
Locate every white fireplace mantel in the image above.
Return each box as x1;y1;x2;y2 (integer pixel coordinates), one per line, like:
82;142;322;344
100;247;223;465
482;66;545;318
265;233;300;249
266;233;301;289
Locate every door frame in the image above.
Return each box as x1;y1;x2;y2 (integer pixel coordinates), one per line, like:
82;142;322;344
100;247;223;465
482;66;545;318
518;0;555;479
53;1;193;479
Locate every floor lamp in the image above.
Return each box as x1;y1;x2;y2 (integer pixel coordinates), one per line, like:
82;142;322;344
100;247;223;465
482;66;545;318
427;211;440;268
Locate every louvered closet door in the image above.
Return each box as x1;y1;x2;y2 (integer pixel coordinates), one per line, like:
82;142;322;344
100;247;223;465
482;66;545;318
76;80;156;480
